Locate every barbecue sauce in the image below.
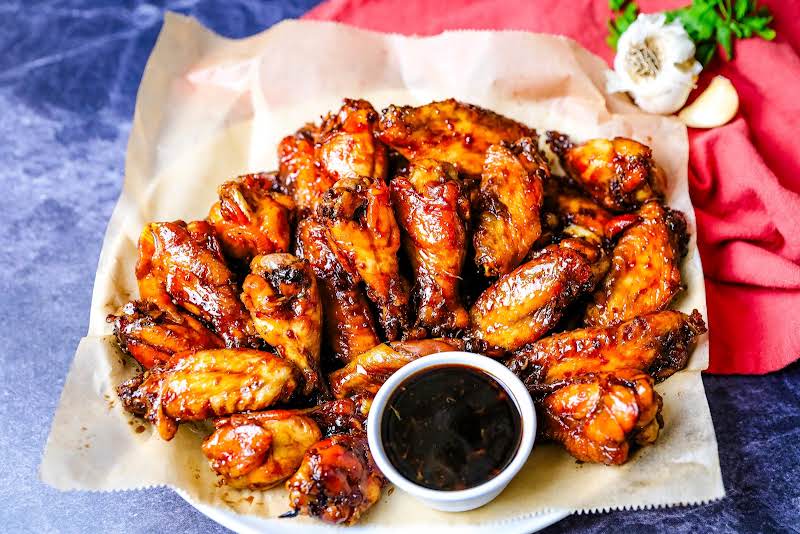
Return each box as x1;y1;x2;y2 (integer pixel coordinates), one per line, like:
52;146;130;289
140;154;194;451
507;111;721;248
381;365;522;491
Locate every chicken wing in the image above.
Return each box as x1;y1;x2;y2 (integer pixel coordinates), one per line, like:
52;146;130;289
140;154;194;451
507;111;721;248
117;348;299;440
285;432;385;525
317;99;387;182
318;176;411;340
469;242;595;351
377;99;534;176
278;126;334;215
328;338;464;399
538;369;663;465
390;159;471;334
295;218;380;364
584;201;688;327
549;185;613;243
547;133;664;212
474;137;547;277
202;411;322;489
207;172;294;265
508;309;707;387
136;221;261;348
109;300;223;369
241;253;323;395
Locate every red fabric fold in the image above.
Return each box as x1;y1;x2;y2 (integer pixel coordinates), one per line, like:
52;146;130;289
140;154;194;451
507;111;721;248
305;0;800;374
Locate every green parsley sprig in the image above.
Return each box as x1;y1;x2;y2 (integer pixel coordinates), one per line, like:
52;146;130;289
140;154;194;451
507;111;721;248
608;0;777;65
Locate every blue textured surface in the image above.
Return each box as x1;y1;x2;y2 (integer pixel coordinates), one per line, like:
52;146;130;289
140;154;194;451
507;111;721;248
0;2;798;532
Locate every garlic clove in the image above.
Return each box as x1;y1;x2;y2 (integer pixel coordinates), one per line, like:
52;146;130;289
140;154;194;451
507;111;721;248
678;75;739;128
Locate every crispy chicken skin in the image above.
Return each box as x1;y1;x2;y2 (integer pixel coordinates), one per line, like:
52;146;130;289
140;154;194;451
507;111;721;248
547;133;664;212
202;397;372;490
117;348;299;440
584;201;689;327
318;176;411;340
538;369;663;465
109;300;223;369
286;432;385;525
377;99;535;176
202;411;322;489
329;338;465;399
241;253;323;395
390;159;471;334
470;242;595;351
136;221;261;348
549;185;613;242
508;309;707;387
474;137;548;277
295;218;380;364
207;172;294;264
317;99;387;183
278;126;334;215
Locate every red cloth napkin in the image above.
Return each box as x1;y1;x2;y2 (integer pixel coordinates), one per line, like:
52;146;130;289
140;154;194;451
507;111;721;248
305;0;800;374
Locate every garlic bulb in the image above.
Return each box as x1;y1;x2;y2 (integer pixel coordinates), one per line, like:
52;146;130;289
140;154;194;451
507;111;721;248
606;13;702;115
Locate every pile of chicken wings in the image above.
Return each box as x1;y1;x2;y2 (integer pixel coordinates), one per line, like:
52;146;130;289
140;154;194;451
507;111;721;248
111;98;706;525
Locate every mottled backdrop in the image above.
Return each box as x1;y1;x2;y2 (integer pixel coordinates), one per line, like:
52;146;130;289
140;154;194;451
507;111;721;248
0;1;797;532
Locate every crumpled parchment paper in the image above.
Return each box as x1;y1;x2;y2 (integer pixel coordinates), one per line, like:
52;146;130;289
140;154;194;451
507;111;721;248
41;12;724;530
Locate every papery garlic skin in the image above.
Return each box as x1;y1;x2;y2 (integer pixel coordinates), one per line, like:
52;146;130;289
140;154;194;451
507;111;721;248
606;13;702;114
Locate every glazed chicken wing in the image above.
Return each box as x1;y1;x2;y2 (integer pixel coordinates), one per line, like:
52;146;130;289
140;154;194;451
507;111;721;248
285;432;385;525
508;309;707;387
539;369;663;465
202;411;322;489
317;99;387;182
295;218;380;364
390;159;471;334
547;133;664;212
109;300;223;369
136;221;261;348
474;137;547;277
241;253;323;395
377;99;534;176
207;172;294;265
329;338;465;399
278;126;334;215
318;176;411;340
117;348;299;440
469;242;595;351
584;201;688;327
202;397;372;490
549;185;613;242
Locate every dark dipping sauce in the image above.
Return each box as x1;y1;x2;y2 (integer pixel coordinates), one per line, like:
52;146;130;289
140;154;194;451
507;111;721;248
381;364;522;491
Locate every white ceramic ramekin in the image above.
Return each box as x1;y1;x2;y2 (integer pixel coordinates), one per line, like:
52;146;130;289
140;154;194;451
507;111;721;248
367;351;536;512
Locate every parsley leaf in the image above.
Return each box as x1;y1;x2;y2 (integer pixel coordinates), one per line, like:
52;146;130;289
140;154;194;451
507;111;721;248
608;0;777;65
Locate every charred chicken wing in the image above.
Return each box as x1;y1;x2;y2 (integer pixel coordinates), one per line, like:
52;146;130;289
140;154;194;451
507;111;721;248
584;201;688;327
547;133;664;212
329;338;465;399
390;159;471;334
136;221;261;348
295;218;380;364
317;99;387;183
117;348;299;440
470;242;595;351
318;176;411;340
377;99;534;176
278;126;334;215
285;432;385;525
207;172;294;265
539;369;663;465
474;137;548;277
109;300;223;369
202;411;322;489
508;309;707;387
242;253;323;395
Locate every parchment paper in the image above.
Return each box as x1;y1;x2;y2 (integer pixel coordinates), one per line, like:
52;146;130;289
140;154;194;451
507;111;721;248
41;13;724;529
